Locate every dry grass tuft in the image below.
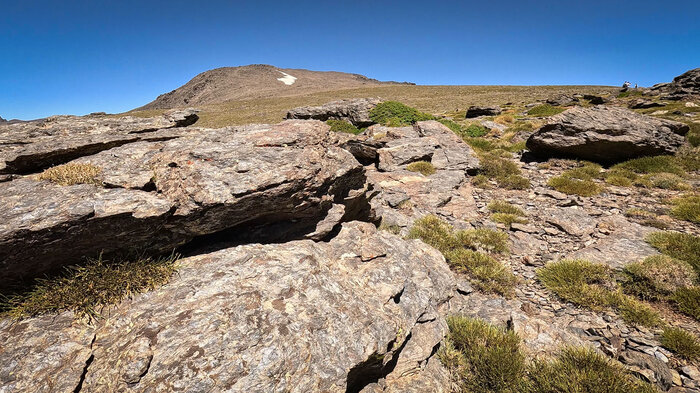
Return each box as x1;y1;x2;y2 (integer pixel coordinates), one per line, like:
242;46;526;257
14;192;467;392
38;163;102;186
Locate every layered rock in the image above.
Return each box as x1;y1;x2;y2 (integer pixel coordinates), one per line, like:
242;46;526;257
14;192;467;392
465;105;501;118
651;68;700;98
0;120;368;282
286;98;381;127
0;222;455;393
526;106;689;163
0;109;199;175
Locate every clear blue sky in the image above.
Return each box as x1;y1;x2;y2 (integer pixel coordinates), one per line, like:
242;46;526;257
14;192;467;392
2;1;699;120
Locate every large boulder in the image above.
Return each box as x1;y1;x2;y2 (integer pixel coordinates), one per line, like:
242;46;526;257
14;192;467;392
286;98;381;127
0;222;455;393
651;68;700;98
0;109;199;175
465;105;501;118
526;106;689;163
0;120;368;283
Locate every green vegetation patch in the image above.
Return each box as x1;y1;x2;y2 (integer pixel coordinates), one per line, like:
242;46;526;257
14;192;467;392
527;104;565;117
406;160;436;176
537;259;661;327
488;200;528;227
672;287;700;321
611;155;685;176
661;327;700;361
461;124;489;138
2;254;179;319
669;194;700;224
623;255;697;301
437;118;462;133
409;216;515;296
548;162;604;196
479;153;531;190
369;101;434;126
687;122;700;147
38;163;102;186
646;231;700;274
326;119;362;134
527;346;658;393
440;316;657;393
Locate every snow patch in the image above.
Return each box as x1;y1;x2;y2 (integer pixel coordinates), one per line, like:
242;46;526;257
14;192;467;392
277;71;297;86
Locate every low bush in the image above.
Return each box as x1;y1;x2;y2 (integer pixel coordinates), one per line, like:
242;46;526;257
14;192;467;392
672;287;700;321
623;255;697;300
547;176;602;196
527;104;565;117
437;118;462;133
2;254;179;319
625;208;656;219
406;160;436;176
497;174;531;190
409;216;515;295
479;153;531;190
646;231;700;274
38;163;102;186
669;194;700;224
472;174;492;188
491;213;528;226
661;327;700;361
462;124;489;137
369;101;434;126
439;316;526;393
326;119;362;134
611;155;685;176
526;347;658;393
647;173;691;190
537;259;661;327
488;200;528;227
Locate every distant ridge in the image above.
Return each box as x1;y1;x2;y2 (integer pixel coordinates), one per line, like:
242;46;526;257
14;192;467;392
139;64;413;110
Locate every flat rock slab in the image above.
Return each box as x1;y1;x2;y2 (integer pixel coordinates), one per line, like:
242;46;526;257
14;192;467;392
542;207;598;237
0;109;198;174
286;98;381;127
526;106;689;163
0;120;366;282
0;222;455;393
567;215;659;269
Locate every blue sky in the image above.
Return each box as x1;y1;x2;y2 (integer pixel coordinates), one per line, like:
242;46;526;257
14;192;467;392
2;1;699;120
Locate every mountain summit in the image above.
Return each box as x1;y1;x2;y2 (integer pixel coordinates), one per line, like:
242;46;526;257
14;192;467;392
139;64;411;110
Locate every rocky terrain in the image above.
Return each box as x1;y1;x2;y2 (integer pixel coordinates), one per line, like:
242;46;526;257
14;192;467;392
0;68;699;393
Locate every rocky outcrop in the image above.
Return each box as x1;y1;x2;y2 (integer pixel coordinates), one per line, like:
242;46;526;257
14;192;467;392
286;98;381;127
651;68;700;99
547;95;579;106
0;109;199;175
465;105;501;118
0;120;369;283
0;222;455;393
628;99;666;109
526;106;689;163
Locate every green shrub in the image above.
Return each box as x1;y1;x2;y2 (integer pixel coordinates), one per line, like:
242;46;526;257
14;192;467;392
537;260;661;327
605;175;632;187
669;194;700;224
38;163;102;186
463;124;489;137
437;118;462;133
625;208;656;219
456;228;510;254
326;119;362;134
369;101;434;126
526;347;658;393
527;104;565;117
646;232;700;273
409;217;515;295
488;200;526;216
676;145;700;171
497;174;531;190
472;174;491;188
661;327;700;360
648;173;691;190
672;287;700;321
623;255;697;300
465;137;497;151
439;316;526;393
566;162;603;180
1;254;179;319
406;160;436;176
611;155;685;176
547;176;602;196
446;249;518;295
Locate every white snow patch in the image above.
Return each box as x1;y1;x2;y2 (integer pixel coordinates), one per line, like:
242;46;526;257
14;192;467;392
276;71;297;85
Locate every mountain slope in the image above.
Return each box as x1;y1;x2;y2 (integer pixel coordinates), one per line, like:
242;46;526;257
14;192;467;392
139;64;410;110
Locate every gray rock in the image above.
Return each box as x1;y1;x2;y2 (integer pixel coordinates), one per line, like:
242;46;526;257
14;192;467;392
465;106;501;118
547;95;579;106
651;68;700;98
543;207;597;237
583;95;608;105
0;120;367;282
0;108;199;175
628;99;666;109
526;106;689;163
286;98;381;127
567;215;659;269
0;222;455;393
